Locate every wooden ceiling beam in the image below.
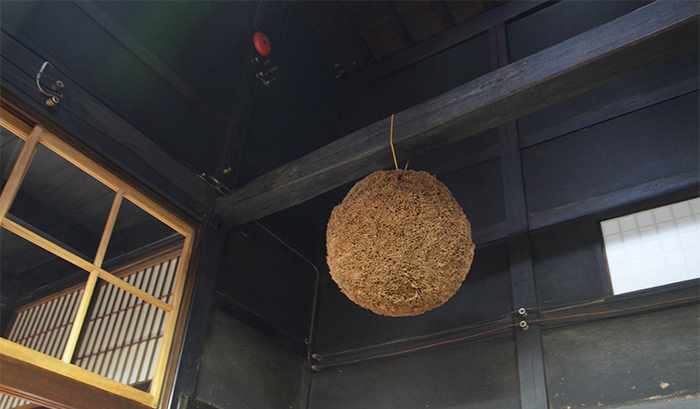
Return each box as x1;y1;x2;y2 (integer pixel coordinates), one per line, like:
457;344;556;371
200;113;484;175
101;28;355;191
215;1;699;228
337;0;547;94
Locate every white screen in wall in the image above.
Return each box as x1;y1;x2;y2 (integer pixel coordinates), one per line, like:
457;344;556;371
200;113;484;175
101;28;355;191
601;197;700;295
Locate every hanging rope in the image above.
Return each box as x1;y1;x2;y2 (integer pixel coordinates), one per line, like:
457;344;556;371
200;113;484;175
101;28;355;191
253;0;263;31
390;114;398;170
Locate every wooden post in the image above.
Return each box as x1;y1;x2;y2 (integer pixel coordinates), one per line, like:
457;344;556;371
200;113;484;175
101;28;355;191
149;234;194;405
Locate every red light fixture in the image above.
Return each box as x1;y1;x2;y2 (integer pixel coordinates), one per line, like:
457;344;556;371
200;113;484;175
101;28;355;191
253;32;271;56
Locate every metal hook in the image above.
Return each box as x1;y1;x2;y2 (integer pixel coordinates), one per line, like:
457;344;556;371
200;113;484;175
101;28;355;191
36;61;63;105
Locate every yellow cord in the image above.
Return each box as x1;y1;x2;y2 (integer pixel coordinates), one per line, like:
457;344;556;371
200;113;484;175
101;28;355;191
404;160;409;170
390;114;398;170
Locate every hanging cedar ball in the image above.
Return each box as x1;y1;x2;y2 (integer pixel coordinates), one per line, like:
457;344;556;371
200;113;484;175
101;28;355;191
326;170;475;317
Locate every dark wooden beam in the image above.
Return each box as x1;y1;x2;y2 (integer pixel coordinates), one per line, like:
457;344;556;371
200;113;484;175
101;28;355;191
337;0;547;94
215;1;699;227
529;171;699;231
520;76;699;148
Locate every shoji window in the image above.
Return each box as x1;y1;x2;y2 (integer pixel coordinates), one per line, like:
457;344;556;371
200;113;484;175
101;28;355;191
0;108;195;409
601;198;700;295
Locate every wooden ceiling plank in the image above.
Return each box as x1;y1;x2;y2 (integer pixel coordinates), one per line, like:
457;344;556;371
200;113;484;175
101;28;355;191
71;0;228;128
335;2;378;65
392;1;445;44
1;33;213;221
214;1;699;227
338;0;547;94
300;1;370;73
432;1;455;31
381;1;415;48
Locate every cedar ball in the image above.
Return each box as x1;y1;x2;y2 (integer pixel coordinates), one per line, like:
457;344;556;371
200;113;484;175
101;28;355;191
326;170;475;316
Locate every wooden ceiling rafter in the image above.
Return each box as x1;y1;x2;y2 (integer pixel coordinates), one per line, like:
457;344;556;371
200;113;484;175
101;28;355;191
336;1;546;94
431;1;456;30
380;1;415;49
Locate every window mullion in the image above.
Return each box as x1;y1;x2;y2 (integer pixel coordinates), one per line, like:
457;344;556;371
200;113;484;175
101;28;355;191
62;270;100;363
94;190;124;268
0;125;42;221
149;234;194;404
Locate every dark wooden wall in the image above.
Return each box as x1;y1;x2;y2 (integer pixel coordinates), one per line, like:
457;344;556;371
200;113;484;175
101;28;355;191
193;309;307;409
300;2;699;408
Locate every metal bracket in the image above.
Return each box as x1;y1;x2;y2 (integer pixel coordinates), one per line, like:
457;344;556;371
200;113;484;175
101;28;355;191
251;56;277;86
36;61;64;106
517;307;530;330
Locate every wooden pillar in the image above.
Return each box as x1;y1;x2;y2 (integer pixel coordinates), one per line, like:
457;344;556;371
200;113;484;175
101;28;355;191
490;22;548;409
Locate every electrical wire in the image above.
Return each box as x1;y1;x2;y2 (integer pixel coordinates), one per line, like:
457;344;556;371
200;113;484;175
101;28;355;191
249;221;321;357
528;295;699;326
2;49;63;103
316;322;519;370
1;47;59;82
312;294;699;370
1;61;43;91
252;0;263;31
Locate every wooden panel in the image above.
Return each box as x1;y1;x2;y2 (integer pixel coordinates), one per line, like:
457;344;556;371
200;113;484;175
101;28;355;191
215;1;700;227
338;1;547;93
308;335;519;409
0;339;155;408
522;93;699;218
506;1;647;63
338;32;491;137
194;309;307;409
541;305;699;407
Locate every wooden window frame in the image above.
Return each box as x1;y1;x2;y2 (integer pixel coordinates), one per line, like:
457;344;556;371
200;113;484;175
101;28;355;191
0;108;196;409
